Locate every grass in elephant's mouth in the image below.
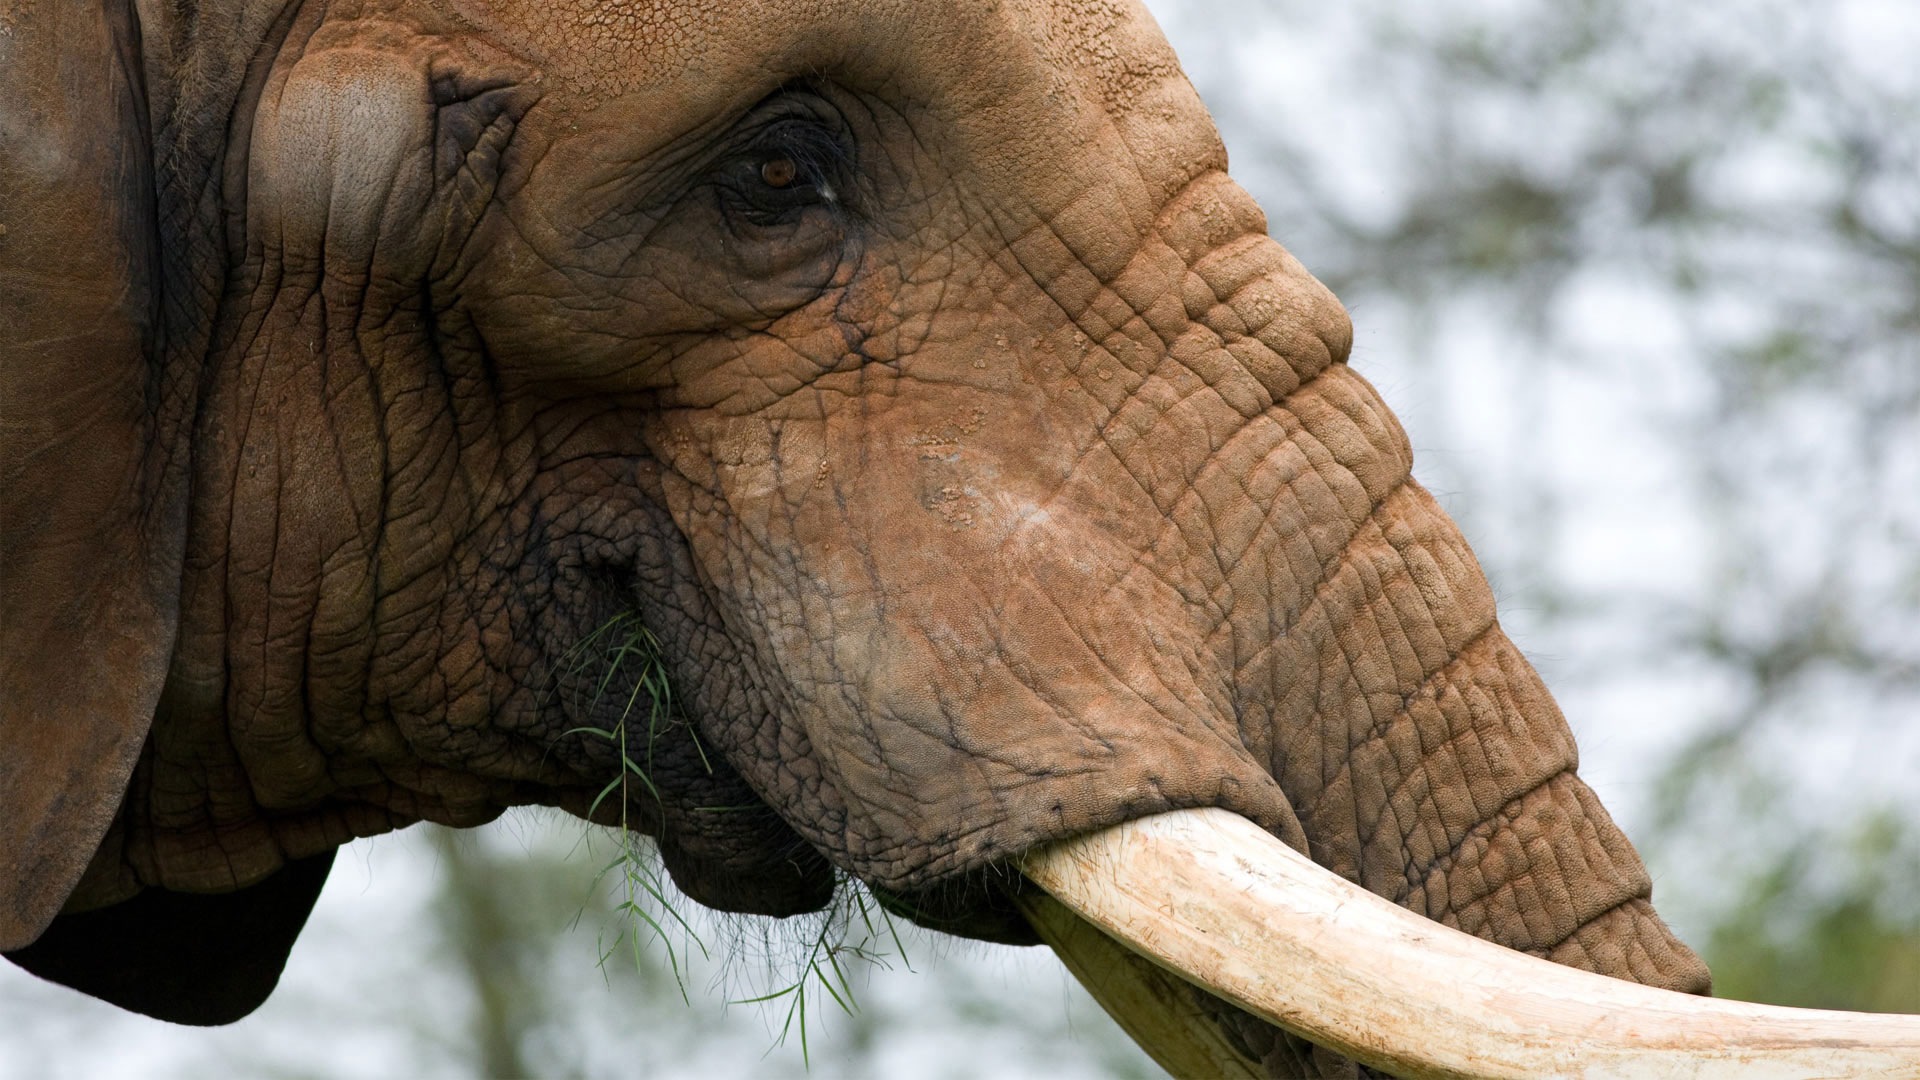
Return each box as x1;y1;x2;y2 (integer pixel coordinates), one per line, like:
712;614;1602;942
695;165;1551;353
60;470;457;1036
557;613;913;1065
557;612;707;808
730;876;915;1063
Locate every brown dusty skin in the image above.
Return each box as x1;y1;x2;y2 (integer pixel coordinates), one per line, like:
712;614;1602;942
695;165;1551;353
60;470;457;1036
5;0;1709;1057
0;0;178;950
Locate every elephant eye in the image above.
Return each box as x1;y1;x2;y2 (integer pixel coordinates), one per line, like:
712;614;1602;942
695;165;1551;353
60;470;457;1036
759;155;799;189
722;117;850;227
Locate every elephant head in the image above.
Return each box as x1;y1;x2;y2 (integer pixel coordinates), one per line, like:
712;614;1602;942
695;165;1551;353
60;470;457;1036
3;0;1732;1070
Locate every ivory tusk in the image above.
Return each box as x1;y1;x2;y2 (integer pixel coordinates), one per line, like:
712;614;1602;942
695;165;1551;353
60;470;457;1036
1018;807;1920;1080
1012;888;1261;1079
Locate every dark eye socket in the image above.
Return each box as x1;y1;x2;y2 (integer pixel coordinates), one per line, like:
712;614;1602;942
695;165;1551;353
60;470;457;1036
723;117;851;226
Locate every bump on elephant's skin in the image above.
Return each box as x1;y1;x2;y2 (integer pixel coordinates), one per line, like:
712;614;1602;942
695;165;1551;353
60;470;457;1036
1;0;1707;1056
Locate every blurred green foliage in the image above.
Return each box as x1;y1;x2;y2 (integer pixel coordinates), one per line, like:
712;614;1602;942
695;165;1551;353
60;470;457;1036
1700;811;1920;1013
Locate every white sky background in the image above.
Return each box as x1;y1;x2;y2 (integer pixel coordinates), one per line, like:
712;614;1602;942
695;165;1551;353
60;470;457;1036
3;1;1916;1076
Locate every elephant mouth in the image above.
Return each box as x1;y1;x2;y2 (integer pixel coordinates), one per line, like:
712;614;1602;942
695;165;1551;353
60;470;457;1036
1016;808;1920;1078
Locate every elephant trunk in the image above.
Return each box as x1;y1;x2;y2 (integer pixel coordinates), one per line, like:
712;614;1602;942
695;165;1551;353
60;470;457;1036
1001;172;1724;1072
1211;602;1718;1074
1238;468;1713;996
1142;171;1710;995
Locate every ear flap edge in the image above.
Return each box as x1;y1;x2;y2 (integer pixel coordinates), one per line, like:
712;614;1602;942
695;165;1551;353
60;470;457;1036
0;0;183;948
3;851;337;1025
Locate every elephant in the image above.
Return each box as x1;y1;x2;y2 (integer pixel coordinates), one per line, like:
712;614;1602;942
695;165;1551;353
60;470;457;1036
2;0;1725;1073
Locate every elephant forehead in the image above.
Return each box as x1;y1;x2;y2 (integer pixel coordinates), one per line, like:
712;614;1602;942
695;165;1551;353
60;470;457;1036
436;0;1183;120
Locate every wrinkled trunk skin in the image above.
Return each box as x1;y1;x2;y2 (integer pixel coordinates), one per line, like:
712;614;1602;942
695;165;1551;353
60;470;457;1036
995;175;1715;1073
1171;205;1716;1067
1199;474;1714;1074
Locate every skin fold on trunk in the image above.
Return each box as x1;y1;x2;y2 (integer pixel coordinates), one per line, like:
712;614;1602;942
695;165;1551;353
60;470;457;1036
1130;310;1716;1072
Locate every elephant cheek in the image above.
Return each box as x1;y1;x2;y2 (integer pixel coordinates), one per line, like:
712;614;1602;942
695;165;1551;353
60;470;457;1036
706;500;1309;902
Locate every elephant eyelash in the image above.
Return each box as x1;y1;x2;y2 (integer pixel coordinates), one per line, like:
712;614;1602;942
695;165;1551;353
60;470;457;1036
759;118;853;183
717;114;856;226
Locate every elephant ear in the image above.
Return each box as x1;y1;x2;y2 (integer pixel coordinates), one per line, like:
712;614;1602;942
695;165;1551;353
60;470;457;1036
4;852;337;1025
0;0;186;947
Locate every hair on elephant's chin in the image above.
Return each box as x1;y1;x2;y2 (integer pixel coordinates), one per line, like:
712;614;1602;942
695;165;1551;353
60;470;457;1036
654;826;836;918
869;871;1044;947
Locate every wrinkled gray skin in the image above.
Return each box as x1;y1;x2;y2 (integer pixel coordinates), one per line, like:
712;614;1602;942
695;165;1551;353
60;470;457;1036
1;0;1707;1071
